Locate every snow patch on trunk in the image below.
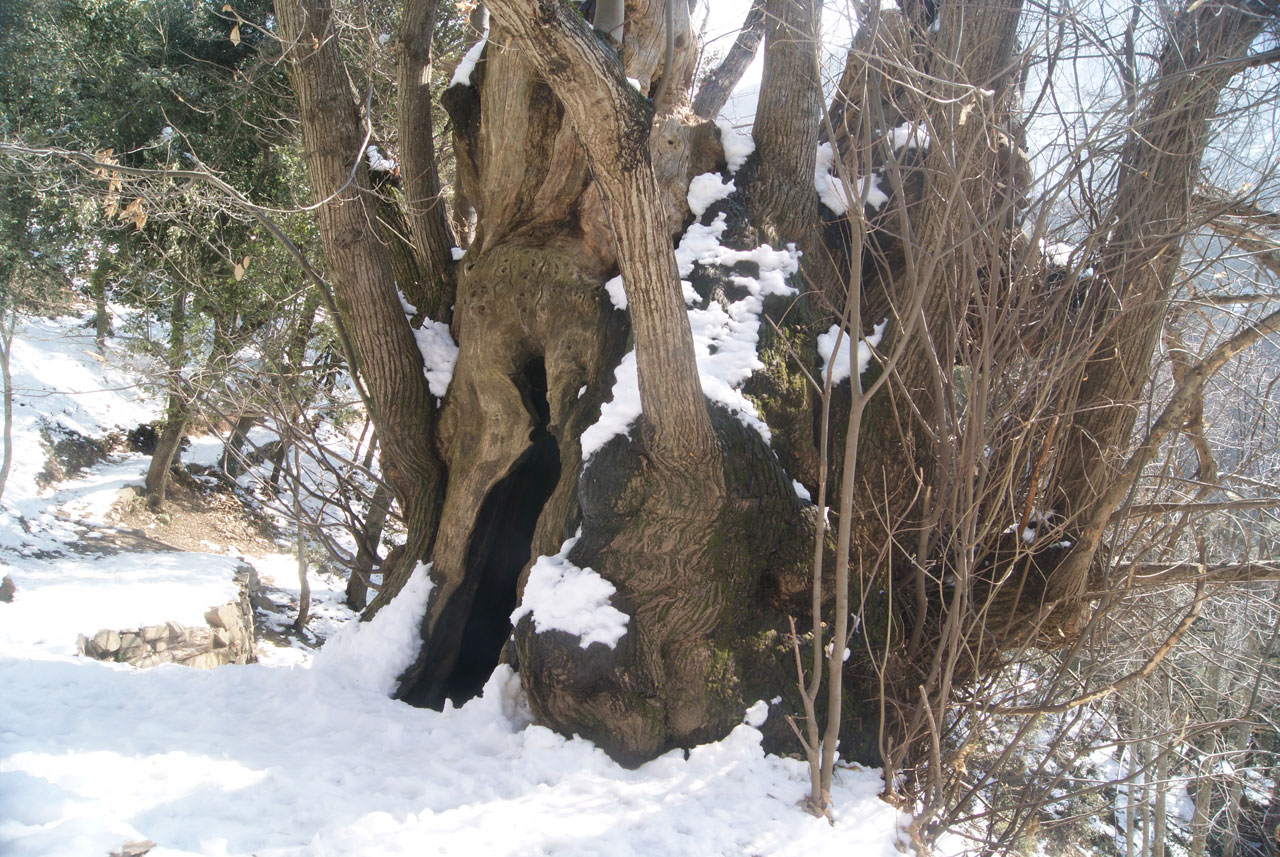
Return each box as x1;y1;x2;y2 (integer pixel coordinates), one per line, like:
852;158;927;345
815;142;888;213
817;319;887;385
511;531;629;649
582;207;800;459
366;145;398;174
449;34;488;87
411;320;459;398
687;172;736;217
716;119;755;173
580;349;640;458
604;274;628;311
397;290;458;397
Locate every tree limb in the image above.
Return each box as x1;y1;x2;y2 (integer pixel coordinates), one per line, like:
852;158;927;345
691;0;764;120
483;0;719;468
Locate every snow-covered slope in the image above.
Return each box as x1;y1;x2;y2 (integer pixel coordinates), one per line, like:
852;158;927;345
0;312;906;856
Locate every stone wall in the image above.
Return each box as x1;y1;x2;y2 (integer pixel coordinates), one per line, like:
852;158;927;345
77;564;257;669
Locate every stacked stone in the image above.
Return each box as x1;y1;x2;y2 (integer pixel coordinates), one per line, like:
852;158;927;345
75;564;258;669
77;621;193;666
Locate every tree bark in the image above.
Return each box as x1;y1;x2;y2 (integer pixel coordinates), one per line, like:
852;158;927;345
292;444;311;633
274;0;447;604
219;412;256;479
747;0;832;302
486;0;716;466
357;0;819;762
89;250;112;350
347;478;391;611
145;288;189;506
691;0;764;120
397;0;456;320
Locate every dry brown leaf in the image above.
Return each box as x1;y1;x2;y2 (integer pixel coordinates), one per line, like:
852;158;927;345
233;262;245;281
230;24;241;46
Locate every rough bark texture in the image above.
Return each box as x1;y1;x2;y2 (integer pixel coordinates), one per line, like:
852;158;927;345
274;0;446;597
396;0;456;320
374;0;821;762
746;0;832;303
394;0;735;713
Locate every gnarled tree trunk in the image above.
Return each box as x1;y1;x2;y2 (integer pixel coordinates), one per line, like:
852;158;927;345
273;0;1280;772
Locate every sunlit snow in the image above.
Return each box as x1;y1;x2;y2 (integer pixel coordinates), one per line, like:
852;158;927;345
511;530;629;649
0;258;903;857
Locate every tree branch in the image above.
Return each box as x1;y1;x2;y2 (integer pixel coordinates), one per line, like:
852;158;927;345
691;0;764;120
483;0;719;467
1115;561;1280;585
992;582;1206;715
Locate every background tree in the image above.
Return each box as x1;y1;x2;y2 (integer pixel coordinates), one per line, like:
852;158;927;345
0;0;314;506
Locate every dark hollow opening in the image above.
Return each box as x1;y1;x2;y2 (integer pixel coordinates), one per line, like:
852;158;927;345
441;358;560;705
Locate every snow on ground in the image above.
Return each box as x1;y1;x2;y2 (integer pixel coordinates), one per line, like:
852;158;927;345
0;551;241;661
1;313;906;856
0;312;158;550
311;561;433;695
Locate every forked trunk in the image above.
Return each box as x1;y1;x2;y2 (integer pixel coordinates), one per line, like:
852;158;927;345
271;0;1280;772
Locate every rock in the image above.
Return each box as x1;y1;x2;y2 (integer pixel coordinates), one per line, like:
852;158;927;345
166;620;186;640
140;624;168;643
153;639;168;653
119;646;149;663
0;575;15;603
132;653;166;668
120;633;140;650
204;604;239;630
212;628;230;649
92;629;121;654
179;650;230;670
110;838;155;857
76;634;90;655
